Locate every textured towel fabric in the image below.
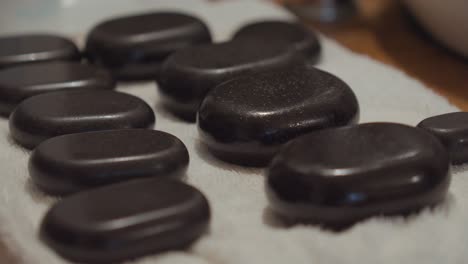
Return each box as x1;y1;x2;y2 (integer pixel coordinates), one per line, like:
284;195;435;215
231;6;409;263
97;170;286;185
0;1;465;264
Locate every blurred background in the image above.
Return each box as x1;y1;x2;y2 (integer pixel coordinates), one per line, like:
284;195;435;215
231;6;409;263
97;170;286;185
1;0;467;99
281;0;468;110
6;0;460;108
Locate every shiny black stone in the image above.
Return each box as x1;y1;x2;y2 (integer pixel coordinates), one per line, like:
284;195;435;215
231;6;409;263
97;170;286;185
9;90;155;149
40;178;210;263
86;12;212;80
233;20;321;64
198;66;359;166
0;34;80;68
30;129;189;195
266;123;451;228
0;61;115;116
418;112;468;165
158;39;306;121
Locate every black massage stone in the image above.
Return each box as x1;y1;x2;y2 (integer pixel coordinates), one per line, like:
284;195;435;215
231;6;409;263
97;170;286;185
0;34;80;68
266;123;451;228
158;38;306;121
40;178;210;263
0;62;115;116
9;90;154;149
233;20;321;64
86;12;212;80
418;112;468;165
198;66;359;166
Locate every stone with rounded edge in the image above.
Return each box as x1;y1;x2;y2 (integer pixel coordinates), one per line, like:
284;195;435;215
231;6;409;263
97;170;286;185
86;12;212;80
266;122;451;228
418;112;468;165
9;90;154;149
233;20;321;63
40;178;210;263
158;38;306;121
29;129;188;195
198;66;359;166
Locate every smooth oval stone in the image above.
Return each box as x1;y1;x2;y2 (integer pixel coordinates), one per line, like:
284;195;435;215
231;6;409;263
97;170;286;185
198;67;359;166
10;90;155;149
0;61;115;116
40;178;210;263
158;39;305;121
417;112;468;165
266;123;451;228
30;129;189;195
0;34;80;68
233;20;321;64
86;12;212;80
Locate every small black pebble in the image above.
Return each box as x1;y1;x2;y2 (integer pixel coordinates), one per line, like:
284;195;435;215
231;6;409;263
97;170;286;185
40;178;210;263
198;66;359;166
266;123;451;228
86;12;212;80
30;129;189;195
9;90;155;149
418;112;468;165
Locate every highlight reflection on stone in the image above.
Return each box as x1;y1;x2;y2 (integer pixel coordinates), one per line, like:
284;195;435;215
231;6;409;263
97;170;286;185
266;123;451;228
198;66;359;166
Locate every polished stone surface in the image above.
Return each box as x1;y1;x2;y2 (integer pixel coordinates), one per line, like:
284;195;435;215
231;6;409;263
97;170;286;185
40;178;210;263
233;20;321;64
266;123;451;228
198;66;359;166
0;34;80;68
9;90;155;149
158;39;305;121
418;112;468;164
30;129;189;195
86;12;212;80
0;61;115;116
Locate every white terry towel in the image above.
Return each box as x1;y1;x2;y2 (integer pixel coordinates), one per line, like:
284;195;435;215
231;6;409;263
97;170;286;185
0;1;465;264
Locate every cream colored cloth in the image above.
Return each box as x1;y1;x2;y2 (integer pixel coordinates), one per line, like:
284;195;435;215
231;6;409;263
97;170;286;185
0;1;465;263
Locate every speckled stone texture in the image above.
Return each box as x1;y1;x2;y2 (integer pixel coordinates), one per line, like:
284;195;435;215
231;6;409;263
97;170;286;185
158;38;306;121
267;123;451;227
198;66;359;166
0;1;465;264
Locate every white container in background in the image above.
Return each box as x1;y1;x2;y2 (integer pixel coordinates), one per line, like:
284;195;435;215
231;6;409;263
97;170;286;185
403;0;468;58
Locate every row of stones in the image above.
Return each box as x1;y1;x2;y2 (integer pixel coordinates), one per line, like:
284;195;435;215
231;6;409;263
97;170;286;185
0;10;464;264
